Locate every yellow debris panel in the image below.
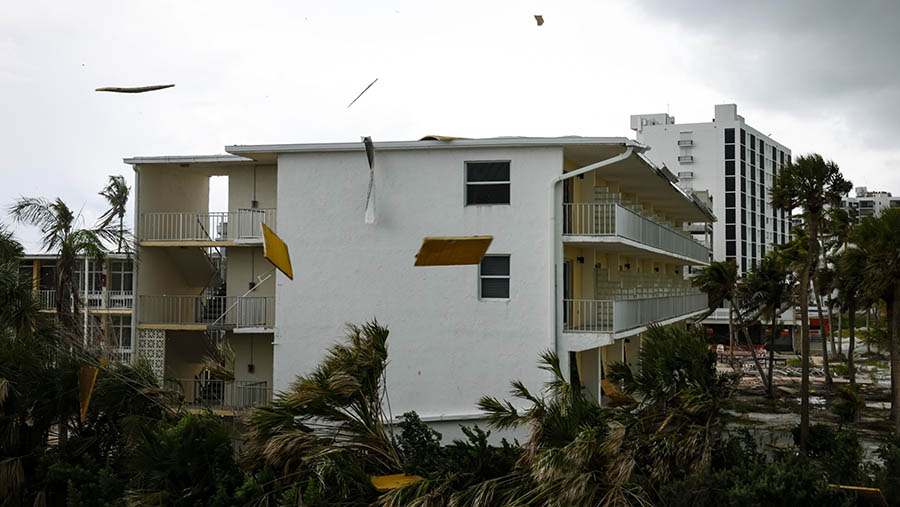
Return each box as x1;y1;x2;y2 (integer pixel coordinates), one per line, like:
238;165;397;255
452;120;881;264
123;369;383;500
414;236;493;266
262;223;293;280
78;365;100;422
371;473;424;492
828;485;888;507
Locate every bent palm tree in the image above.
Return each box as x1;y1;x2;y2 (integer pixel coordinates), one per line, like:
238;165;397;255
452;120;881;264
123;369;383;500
832;247;866;386
853;209;900;433
692;261;768;388
9;197;110;340
98;175;131;253
743;254;792;398
770;153;852;451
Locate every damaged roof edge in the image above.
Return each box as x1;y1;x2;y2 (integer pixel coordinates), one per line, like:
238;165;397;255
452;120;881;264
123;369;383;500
634;152;717;222
122;154;253;165
225;136;640;155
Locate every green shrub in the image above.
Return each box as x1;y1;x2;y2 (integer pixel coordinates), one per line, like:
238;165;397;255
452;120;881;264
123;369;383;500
831;363;850;377
395;411;445;477
787;357;802;367
874;435;900;506
832;385;866;423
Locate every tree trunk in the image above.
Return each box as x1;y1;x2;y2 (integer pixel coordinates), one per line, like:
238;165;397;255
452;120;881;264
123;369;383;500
828;303;838;358
866;307;872;354
814;283;832;386
768;313;778;398
118;214;123;253
838;311;843;359
889;289;900;434
848;300;856;386
729;304;735;364
732;300;769;389
799;214;819;453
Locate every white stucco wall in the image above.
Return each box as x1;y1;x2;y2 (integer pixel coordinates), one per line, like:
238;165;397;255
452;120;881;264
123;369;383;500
273;147;563;421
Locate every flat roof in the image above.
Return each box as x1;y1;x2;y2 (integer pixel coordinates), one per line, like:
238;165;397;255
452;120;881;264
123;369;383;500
123;154;253;165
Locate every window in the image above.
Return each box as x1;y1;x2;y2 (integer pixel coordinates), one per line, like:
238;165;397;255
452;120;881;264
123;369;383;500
726;209;735;223
740;129;746;144
740;146;745;161
725;128;735;143
480;255;510;299
726;225;735;240
110;315;132;349
750;134;756;147
466;161;510;205
740;161;746;176
725;145;735;159
726;241;736;256
726;160;735;175
726;177;735;191
726;193;735;207
741;178;746;192
110;260;133;292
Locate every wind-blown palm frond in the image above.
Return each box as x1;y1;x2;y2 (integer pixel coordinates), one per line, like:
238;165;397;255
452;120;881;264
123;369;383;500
98;175;131;253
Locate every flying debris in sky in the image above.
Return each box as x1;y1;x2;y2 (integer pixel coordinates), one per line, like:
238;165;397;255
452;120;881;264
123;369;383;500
534;15;544;26
347;78;378;108
95;84;175;93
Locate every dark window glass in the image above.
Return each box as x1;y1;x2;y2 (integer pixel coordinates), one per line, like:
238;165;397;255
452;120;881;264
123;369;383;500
742;258;747;272
726;225;735;239
751;182;756;197
751;229;756;242
759;154;765;168
726;241;736;256
740;161;746;176
726;209;735;223
750;134;756;147
741;178;746;192
740;146;745;160
772;146;777;159
751;198;756;212
751;214;756;227
741;210;746;223
742;240;747;254
741;226;746;240
480;255;510;298
726;177;735;191
725;128;735;143
726;256;736;264
740;129;746;144
741;193;746;207
780;151;785;164
726;160;735;175
726;193;735;207
760;139;765;152
725;145;735;159
750;163;756;181
466;161;510;205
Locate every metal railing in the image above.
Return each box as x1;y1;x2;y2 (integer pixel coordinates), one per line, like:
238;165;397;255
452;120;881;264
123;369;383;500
562;203;709;263
39;290;56;310
107;290;134;309
139;295;275;328
165;378;272;409
563;293;707;333
140;209;276;242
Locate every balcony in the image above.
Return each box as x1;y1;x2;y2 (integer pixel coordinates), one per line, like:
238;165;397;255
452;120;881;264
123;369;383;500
38;289;133;311
677;155;694;163
562;203;710;264
165;378;272;410
139;209;276;245
563;293;707;334
138;295;275;330
677;139;694;147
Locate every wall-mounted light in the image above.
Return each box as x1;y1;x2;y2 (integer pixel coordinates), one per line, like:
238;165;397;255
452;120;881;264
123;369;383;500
624;263;631;270
577;256;585;263
578;173;584;179
674;269;679;274
654;267;660;272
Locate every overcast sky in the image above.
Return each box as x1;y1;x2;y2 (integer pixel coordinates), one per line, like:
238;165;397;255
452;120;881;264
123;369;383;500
2;0;899;251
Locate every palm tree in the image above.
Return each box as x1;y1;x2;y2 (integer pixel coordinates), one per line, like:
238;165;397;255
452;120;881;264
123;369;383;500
742;254;792;398
98;175;130;254
853;208;900;433
832;247;866;385
9;197;111;338
243;321;400;503
770;153;852;451
692;261;769;388
813;262;833;386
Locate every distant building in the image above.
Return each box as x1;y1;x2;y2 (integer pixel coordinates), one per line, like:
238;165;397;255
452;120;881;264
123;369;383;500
839;187;900;224
21;253;134;362
631;104;792;275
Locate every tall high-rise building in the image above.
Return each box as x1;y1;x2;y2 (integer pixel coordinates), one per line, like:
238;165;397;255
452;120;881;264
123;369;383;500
631;104;792;274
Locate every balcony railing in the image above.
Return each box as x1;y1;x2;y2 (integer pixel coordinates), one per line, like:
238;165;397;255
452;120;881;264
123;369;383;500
165;378;272;410
140;209;276;242
678;155;694;163
563;293;707;333
562;203;709;264
37;289;133;311
677;139;694;147
139;295;275;328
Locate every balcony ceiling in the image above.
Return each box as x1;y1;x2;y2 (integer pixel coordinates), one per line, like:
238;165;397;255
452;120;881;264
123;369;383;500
564;146;715;224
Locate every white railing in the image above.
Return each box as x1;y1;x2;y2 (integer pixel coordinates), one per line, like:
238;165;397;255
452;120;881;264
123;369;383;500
563;293;707;333
165;378;272;409
140;209;276;242
107;290;134;309
139;295;275;328
562;203;709;264
678;155;694;163
39;290;56;310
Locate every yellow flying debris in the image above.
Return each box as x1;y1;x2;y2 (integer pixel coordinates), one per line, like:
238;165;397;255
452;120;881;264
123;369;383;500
262;223;294;280
414;236;493;266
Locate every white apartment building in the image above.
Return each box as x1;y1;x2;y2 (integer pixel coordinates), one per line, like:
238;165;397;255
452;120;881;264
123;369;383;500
127;136;714;431
631;104;792;275
839;187;900;223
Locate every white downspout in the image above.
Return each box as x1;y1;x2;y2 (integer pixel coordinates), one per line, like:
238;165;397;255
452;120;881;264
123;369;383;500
131;164;141;364
547;145;634;364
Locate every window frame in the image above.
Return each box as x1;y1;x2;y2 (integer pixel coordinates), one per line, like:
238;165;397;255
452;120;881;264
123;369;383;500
479;254;511;300
464;160;511;206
